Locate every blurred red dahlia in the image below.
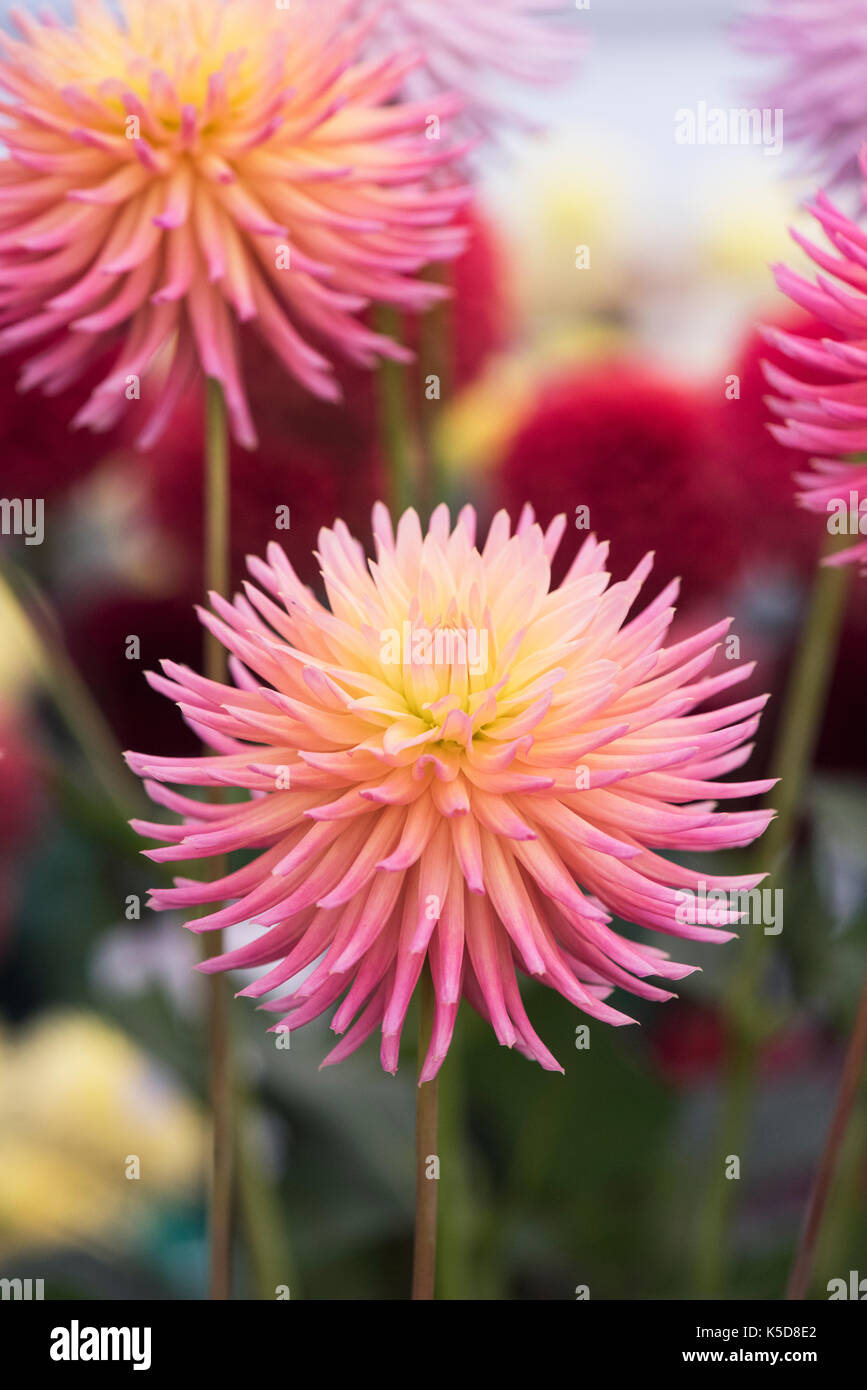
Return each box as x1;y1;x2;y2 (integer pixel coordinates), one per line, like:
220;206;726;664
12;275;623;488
496;363;744;602
0;345;120;500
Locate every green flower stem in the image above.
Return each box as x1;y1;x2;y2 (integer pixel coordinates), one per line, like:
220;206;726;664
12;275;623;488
417;266;453;511
374;310;450;1299
235;1085;297;1301
787;972;867;1298
435;1020;477;1300
695;536;853;1297
375;305;420;515
412;966;439;1300
799;1085;867;1298
202;379;234;1300
0;564;145;818
204;378;231;677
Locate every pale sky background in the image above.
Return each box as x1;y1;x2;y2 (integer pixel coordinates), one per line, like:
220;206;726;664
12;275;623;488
481;0;811;375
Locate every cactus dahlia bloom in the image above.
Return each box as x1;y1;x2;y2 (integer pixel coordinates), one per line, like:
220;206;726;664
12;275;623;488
127;505;774;1079
738;0;867;189
349;0;583;136
763;190;867;571
0;0;469;449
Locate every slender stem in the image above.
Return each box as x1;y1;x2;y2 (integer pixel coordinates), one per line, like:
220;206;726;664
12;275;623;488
203;379;233;1300
418;265;453;512
43;637;144;816
787;973;867;1299
412;967;439;1300
204;377;231;674
0;566;144;818
375;304;420;515
375;307;445;1298
206;937;233;1301
802;1089;867;1294
435;1018;475;1299
235;1089;297;1301
759;557;853;887
694;539;852;1297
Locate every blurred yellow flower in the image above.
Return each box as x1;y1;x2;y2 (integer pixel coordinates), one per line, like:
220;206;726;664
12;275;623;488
487;133;638;330
700;178;814;285
0;1011;203;1260
0;572;47;701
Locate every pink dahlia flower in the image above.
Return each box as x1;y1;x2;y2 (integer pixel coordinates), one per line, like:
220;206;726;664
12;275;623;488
349;0;583;136
710;311;834;574
127;504;774;1079
763;191;867;571
0;0;469;448
738;0;867;188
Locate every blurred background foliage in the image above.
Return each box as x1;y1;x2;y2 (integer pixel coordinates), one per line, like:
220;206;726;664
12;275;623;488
1;0;866;1299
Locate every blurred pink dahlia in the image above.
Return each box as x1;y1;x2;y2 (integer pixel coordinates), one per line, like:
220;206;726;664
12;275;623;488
127;504;774;1078
763;190;867;571
738;0;867;188
0;0;469;448
349;0;583;136
713;310;835;574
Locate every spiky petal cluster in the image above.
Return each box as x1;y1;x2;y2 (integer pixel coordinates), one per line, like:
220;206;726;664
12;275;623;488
349;0;583;137
738;0;867;188
0;0;469;448
763;190;867;571
127;505;774;1079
